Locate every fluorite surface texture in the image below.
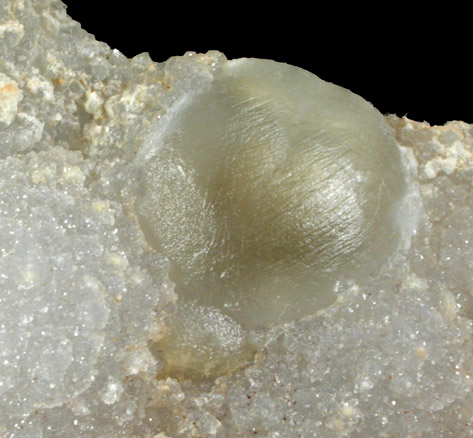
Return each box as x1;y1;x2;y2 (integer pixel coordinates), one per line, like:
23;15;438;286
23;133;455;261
135;58;412;329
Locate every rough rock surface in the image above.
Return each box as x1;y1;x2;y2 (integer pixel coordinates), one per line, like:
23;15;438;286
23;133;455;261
1;1;473;437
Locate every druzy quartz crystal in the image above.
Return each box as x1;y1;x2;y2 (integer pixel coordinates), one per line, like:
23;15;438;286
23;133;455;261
135;58;412;329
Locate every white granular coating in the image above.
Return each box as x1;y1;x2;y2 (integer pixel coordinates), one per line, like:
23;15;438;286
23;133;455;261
1;1;473;437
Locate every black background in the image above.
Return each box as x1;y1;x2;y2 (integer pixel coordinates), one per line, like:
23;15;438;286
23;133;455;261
62;1;471;125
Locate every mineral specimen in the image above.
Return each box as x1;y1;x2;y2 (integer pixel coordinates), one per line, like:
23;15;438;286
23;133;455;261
1;1;473;437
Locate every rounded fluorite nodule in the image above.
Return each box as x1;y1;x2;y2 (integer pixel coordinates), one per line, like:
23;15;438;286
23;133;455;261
136;58;411;329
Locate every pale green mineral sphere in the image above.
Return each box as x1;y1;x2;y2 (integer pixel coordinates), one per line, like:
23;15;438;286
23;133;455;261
136;58;409;329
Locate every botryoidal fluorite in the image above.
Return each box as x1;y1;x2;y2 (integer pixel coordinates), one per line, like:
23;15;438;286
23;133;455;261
134;57;421;380
135;58;415;331
1;1;473;437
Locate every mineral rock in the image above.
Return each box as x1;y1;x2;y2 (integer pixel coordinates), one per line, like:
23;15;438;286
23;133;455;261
1;1;473;437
